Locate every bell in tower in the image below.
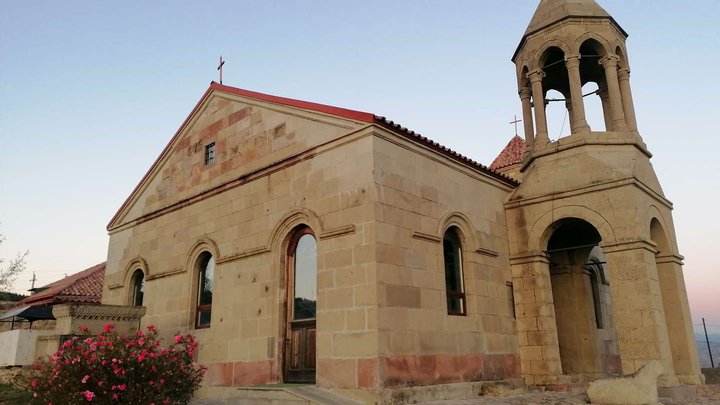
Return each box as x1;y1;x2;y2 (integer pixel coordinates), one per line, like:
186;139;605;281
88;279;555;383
504;0;704;389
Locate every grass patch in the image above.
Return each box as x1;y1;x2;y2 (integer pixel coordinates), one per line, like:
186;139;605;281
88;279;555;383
0;383;32;404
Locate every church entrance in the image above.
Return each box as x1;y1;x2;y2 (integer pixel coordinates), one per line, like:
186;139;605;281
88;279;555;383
547;219;621;382
284;228;317;383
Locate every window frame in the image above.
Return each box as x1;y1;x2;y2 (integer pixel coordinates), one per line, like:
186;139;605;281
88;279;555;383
194;252;215;329
443;227;467;316
287;227;317;322
204;142;216;165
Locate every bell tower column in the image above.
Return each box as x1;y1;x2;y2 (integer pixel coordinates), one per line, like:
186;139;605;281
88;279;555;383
528;69;549;145
520;87;535;151
618;67;638;133
599;55;628;131
565;55;590;134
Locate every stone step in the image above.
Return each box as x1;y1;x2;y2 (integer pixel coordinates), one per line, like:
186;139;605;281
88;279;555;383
192;385;364;405
286;386;364;405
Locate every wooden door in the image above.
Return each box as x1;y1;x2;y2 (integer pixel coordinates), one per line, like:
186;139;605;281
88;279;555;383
284;230;317;383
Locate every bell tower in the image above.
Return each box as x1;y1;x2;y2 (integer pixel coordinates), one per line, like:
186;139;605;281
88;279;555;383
513;0;642;155
505;0;704;388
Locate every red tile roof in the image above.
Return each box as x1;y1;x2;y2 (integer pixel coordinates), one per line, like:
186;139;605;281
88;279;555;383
108;83;518;230
19;262;105;306
490;135;526;170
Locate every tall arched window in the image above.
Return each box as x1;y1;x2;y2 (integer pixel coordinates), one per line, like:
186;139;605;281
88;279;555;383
291;230;317;321
443;227;466;315
284;227;318;383
195;252;215;329
130;269;144;307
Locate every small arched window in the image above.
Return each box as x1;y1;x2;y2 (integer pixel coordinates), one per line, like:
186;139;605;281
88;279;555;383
443;227;466;316
195;252;215;329
130;269;144;307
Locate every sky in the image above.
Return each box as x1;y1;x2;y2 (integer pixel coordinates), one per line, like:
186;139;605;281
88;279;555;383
1;1;719;332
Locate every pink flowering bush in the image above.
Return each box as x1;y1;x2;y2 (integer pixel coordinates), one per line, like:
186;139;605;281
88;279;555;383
27;324;205;404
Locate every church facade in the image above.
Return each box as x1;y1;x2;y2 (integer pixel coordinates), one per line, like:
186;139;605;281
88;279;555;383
102;0;703;401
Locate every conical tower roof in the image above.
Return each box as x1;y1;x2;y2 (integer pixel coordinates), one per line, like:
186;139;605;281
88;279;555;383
513;0;626;61
524;0;612;36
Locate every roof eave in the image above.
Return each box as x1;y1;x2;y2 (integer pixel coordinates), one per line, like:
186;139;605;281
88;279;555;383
373;117;519;188
512;15;628;63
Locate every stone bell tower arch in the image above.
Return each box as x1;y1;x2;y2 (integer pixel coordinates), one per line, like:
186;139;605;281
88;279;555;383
505;0;703;388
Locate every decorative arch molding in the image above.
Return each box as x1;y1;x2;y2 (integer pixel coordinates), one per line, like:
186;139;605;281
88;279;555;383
527;205;617;253
531;39;572;70
185;237;221;273
614;44;630;69
267;208;324;253
122;257;149;288
437;212;479;251
516;64;532;85
648;204;676;256
573;32;612;57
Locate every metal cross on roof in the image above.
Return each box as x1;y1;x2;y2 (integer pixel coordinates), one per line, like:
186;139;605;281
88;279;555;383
509;115;522;136
217;56;225;84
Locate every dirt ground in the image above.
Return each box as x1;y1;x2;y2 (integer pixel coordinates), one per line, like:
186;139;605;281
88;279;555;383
420;389;720;405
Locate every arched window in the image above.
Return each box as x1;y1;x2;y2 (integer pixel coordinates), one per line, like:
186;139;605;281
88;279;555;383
130;269;144;307
290;230;317;321
195;252;215;329
443;227;466;315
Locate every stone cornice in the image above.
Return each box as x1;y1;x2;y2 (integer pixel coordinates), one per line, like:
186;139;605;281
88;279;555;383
475;247;500;258
52;304;146;322
505;177;672;211
319;224;356;240
602;239;657;255
145;267;185;281
655;253;684;265
216;247;271;264
509;252;549;266
411;232;441;243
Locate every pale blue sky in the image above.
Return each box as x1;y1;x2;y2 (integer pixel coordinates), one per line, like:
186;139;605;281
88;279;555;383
1;1;719;328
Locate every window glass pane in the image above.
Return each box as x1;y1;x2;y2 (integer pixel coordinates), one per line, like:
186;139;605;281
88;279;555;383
293;233;317;320
198;253;214;306
443;232;462;293
132;270;144;306
197;309;211;327
447;296;463;314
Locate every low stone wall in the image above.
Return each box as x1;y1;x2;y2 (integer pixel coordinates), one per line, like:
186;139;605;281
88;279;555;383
52;304;145;335
0;329;55;366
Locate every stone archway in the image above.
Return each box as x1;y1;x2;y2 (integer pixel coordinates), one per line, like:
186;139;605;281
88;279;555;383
546;218;620;382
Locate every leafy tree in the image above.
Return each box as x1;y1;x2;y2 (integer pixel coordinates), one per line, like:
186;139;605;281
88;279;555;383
0;232;29;293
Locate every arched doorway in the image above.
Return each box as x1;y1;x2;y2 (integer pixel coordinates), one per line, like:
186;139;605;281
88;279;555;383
547;218;620;382
283;226;317;383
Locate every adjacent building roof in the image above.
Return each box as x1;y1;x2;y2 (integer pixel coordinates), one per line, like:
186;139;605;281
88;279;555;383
490;136;526;170
19;262;105;306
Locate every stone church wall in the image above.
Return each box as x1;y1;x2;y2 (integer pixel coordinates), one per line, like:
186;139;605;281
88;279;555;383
358;130;520;389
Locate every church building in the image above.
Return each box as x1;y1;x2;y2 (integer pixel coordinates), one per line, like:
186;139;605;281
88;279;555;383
102;0;703;401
